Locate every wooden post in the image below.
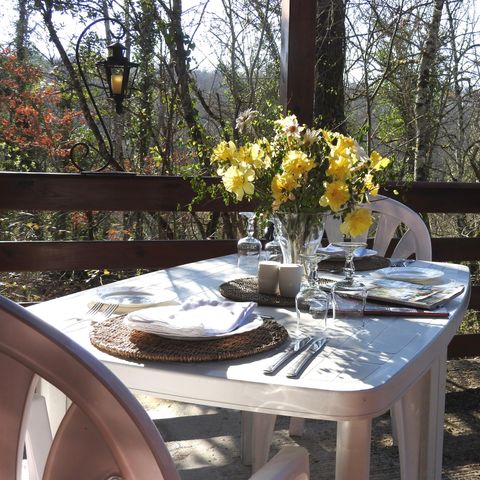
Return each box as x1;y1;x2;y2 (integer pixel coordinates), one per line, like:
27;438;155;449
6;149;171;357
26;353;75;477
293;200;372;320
280;0;316;126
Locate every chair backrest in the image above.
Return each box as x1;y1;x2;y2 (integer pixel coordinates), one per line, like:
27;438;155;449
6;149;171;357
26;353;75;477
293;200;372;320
324;195;432;261
0;295;181;480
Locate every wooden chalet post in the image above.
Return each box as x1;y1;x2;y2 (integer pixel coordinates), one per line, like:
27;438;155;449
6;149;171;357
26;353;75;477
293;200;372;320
280;0;316;126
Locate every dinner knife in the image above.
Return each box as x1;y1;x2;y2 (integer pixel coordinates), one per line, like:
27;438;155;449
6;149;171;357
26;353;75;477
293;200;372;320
263;336;313;375
286;337;328;379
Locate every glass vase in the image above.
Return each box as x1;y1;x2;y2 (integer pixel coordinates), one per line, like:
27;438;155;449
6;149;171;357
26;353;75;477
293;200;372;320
272;212;326;265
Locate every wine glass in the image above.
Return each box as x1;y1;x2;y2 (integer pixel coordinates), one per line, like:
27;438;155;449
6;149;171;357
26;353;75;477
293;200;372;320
330;241;368;326
295;253;330;335
331;241;367;289
237;212;262;276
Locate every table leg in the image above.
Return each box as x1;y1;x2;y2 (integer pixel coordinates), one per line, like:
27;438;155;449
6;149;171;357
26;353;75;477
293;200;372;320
241;411;277;472
289;417;306;436
335;418;372;480
393;349;447;480
423;352;447;479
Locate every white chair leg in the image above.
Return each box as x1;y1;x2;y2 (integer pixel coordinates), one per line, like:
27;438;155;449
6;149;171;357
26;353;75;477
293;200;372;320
335;418;371;480
288;417;305;436
249;445;309;480
240;411;277;473
37;378;70;435
25;393;53;480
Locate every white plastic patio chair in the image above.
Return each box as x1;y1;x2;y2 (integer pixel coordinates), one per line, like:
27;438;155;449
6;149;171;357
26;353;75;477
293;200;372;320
242;194;432;471
0;295;310;480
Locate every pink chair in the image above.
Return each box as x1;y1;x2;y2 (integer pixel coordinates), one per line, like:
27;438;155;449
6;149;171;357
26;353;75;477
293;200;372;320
0;295;309;480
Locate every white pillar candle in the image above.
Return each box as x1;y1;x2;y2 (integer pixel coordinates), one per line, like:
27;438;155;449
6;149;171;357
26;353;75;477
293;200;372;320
278;264;303;298
257;261;280;295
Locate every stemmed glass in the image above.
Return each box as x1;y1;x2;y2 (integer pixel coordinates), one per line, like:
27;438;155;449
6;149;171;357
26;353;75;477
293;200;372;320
237;212;262;276
295;253;330;335
331;241;367;289
330;241;368;324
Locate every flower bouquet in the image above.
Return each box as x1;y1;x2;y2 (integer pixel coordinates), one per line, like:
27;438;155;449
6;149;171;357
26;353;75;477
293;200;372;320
209;111;391;239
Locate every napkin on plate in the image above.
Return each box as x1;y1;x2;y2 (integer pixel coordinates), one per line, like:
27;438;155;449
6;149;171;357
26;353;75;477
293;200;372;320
124;298;257;337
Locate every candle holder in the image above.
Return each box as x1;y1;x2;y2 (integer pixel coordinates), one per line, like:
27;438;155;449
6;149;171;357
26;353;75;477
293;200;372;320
70;17;138;173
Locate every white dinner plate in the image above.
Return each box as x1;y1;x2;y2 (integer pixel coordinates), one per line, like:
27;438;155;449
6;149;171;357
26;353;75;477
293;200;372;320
125;316;264;341
373;267;444;284
92;286;178;312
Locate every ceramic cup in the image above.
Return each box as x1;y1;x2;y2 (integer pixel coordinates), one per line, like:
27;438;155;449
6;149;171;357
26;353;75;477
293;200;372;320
257;260;280;295
278;263;303;298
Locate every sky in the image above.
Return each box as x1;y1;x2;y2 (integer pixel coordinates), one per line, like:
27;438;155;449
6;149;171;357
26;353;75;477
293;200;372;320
0;0;219;68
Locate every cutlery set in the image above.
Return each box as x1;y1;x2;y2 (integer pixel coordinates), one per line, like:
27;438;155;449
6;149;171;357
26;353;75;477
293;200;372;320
264;336;328;379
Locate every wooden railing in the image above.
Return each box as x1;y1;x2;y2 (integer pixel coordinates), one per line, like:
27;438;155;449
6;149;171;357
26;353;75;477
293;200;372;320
0;172;478;357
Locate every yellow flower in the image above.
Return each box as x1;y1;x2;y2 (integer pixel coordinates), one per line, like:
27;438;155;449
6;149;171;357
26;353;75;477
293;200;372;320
211;141;237;163
370;151;391;171
327;151;353;180
222;165;255;201
363;173;380;196
271;173;298;209
246;143;270;170
282;150;316;178
332;135;356;159
319;180;350;212
321;129;338;144
340;207;373;238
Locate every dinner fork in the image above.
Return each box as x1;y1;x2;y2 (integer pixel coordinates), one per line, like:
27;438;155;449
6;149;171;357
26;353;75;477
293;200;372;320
65;302;118;325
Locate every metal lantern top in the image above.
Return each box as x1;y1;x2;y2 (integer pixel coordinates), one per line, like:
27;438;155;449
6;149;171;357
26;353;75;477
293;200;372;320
96;41;139;114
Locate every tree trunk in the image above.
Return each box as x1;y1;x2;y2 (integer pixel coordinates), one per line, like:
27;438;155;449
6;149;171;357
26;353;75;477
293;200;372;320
314;0;346;132
157;0;208;167
15;0;29;62
414;0;444;181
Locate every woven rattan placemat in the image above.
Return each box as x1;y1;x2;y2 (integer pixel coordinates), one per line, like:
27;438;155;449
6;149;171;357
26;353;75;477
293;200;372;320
219;277;296;307
90;316;289;363
318;255;390;273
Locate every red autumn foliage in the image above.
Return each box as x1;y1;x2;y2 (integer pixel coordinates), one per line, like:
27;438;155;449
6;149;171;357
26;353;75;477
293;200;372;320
0;49;82;168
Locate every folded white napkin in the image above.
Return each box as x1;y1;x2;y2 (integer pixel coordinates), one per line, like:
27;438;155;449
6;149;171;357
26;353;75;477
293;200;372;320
125;298;257;337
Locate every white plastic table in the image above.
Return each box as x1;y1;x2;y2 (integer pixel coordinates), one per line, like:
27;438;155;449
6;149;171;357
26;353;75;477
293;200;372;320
29;255;471;480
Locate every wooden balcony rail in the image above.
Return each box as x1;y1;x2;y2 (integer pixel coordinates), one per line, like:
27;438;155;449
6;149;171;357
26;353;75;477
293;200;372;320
0;172;478;357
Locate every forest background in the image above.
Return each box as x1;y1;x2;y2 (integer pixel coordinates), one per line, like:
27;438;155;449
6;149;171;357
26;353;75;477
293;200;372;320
0;0;478;330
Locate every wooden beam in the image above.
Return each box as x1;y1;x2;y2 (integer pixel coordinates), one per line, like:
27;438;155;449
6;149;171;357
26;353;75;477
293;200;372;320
0;172;252;212
0;240;237;271
380;182;480;213
280;0;316;125
448;333;480;359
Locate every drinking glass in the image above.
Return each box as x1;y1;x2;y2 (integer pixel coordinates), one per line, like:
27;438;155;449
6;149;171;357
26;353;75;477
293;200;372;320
263;221;283;263
330;241;368;325
237;212;262;276
295;254;330;335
